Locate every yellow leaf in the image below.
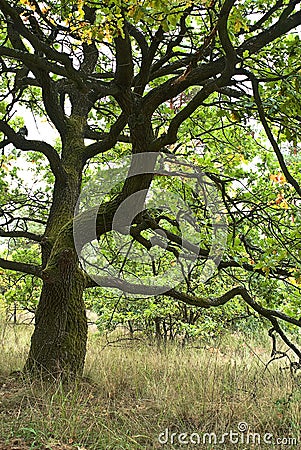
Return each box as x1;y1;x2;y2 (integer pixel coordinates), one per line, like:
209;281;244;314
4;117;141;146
270;172;286;184
280;200;289;209
20;0;32;6
275;192;284;204
234;20;242;33
230;111;240;121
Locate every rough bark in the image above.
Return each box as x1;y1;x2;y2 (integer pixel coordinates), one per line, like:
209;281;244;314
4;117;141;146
24;116;88;380
24;263;87;380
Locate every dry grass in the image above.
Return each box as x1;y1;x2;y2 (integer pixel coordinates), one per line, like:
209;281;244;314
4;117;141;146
0;322;300;449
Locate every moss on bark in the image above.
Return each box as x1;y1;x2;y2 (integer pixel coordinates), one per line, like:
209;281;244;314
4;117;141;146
24;266;87;380
25;117;88;380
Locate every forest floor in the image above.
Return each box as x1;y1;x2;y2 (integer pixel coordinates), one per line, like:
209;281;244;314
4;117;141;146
0;324;300;449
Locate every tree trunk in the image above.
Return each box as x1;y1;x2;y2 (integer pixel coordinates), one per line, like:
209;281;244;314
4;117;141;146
23;114;155;380
24;116;88;380
24;265;87;380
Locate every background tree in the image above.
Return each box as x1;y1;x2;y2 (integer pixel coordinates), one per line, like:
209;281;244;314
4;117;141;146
1;0;301;379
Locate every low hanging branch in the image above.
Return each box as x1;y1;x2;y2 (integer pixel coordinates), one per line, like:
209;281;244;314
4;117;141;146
86;276;300;329
86;277;301;359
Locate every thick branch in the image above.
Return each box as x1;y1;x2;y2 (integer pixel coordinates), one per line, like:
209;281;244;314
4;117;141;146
114;26;134;89
0;257;41;277
127;21;148;57
0;47;68;135
217;0;237;76
169;286;301;329
85;279;301;331
0;121;66;182
144;58;226;116
0;46;69;81
0;229;42;242
80;42;99;75
83;127;130;144
150;75;231;151
239;9;301;56
83;114;128;163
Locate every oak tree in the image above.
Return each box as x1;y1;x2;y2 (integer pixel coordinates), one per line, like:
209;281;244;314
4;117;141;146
1;0;301;378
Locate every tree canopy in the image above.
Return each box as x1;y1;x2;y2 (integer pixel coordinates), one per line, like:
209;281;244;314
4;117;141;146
1;0;301;377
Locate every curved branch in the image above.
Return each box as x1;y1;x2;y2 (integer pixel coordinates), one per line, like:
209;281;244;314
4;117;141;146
144;4;301;118
269;317;301;359
217;0;237;76
0;121;66;182
149;76;231;151
83;113;128;163
143;61;224;117
248;0;285;33
147;3;236;146
83;126;131;144
149;14;189;77
247;73;301;197
133;25;164;95
0;46;70;80
127;21;149;56
0;0;84;86
85;279;301;332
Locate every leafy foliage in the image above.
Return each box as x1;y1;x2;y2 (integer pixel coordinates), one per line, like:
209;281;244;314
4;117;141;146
1;0;301;375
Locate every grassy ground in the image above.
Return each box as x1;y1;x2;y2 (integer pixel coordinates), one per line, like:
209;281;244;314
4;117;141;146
0;323;300;449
